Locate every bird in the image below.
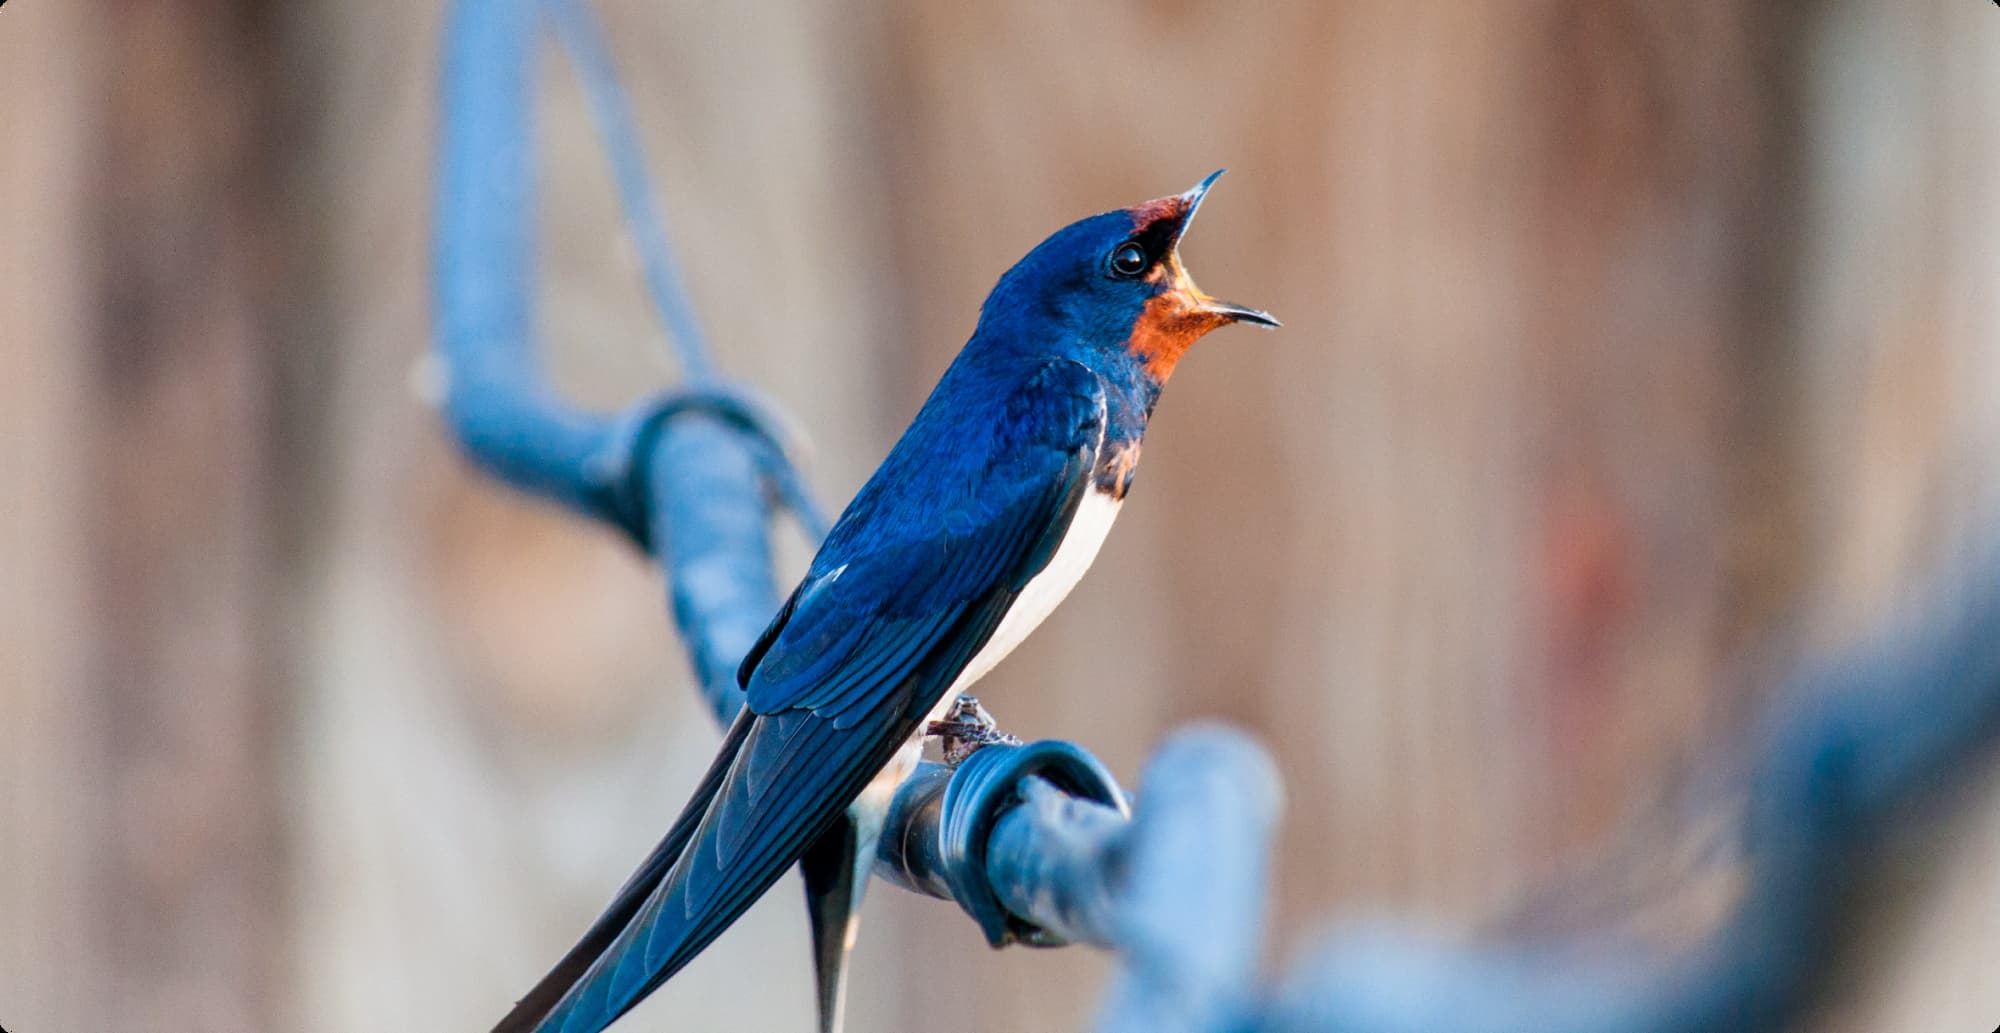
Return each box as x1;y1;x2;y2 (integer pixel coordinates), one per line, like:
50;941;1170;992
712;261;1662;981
494;170;1278;1033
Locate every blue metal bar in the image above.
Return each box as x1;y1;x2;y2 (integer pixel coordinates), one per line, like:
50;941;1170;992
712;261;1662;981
985;778;1127;947
436;0;796;718
435;0;625;530
1097;728;1281;1033
636;410;775;718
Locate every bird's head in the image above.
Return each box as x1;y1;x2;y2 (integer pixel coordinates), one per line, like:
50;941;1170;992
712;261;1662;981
980;170;1279;383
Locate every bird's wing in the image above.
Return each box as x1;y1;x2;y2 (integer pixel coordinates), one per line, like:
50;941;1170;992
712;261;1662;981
496;359;1107;1033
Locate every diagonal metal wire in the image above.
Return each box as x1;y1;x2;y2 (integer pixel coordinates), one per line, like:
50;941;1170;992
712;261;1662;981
544;0;834;539
541;0;713;381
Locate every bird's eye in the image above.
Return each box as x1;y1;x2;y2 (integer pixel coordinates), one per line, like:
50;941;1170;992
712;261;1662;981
1108;242;1148;278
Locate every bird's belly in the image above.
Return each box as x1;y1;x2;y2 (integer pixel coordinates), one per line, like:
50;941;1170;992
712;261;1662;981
929;487;1123;718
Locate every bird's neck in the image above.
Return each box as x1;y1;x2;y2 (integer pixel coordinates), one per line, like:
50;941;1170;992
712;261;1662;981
1102;360;1161;438
959;316;1165;475
1088;355;1159;499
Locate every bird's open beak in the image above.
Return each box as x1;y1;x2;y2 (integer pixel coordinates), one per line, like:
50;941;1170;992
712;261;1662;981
1158;170;1281;329
1198;298;1281;327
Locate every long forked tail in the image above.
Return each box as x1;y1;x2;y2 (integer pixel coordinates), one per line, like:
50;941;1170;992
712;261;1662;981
801;813;867;1033
494;702;921;1033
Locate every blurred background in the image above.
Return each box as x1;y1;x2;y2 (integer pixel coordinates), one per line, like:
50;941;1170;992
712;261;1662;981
3;1;1998;1031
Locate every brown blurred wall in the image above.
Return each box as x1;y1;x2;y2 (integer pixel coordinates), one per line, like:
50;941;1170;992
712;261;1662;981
3;1;311;1030
1;2;1996;1032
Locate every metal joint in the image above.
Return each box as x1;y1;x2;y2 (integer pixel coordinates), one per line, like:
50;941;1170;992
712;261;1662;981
586;382;827;549
937;741;1130;947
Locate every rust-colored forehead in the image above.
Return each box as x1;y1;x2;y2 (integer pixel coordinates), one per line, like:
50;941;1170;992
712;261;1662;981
1125;194;1190;230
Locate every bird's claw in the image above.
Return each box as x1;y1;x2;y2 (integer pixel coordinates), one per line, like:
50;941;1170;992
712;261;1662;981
926;696;1023;766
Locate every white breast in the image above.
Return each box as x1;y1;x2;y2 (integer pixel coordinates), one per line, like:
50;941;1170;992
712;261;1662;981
924;487;1123;720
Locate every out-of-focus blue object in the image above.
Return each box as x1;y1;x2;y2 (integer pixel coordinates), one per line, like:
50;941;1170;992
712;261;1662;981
434;1;2000;1031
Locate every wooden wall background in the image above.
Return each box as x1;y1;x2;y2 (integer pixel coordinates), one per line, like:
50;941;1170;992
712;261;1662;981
1;2;1996;1031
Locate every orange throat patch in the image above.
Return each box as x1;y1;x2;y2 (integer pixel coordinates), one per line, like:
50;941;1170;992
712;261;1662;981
1127;254;1227;381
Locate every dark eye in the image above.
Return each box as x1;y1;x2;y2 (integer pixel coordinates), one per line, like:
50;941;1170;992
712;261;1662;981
1108;241;1148;277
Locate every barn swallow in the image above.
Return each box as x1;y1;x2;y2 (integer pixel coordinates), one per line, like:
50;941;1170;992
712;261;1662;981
494;171;1277;1033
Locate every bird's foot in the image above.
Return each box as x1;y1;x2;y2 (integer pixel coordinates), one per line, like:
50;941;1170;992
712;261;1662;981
926;696;1023;766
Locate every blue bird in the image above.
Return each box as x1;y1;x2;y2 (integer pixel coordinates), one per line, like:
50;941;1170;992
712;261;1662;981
493;171;1277;1033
